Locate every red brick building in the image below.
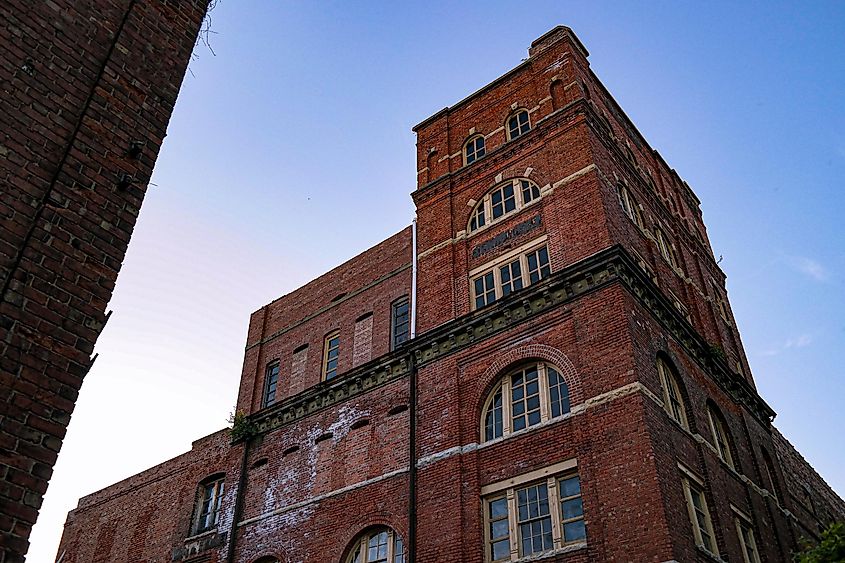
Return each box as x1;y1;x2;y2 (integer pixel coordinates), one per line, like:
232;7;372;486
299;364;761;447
56;26;844;563
0;2;209;561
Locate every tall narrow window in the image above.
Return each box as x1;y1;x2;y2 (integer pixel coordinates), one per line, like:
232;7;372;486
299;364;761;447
194;475;225;534
654;226;680;271
761;450;781;503
682;476;718;556
617;184;643;228
262;362;279;407
464;134;486;165
507;109;531;140
391;297;411;350
734;514;761;563
323;331;340;381
707;405;735;469
657;357;688;430
481;362;571;442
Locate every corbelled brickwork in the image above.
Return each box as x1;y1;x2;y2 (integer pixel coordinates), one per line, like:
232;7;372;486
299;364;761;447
0;2;209;561
55;25;844;563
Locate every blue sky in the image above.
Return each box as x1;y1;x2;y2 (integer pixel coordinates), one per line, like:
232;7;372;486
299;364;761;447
31;2;845;560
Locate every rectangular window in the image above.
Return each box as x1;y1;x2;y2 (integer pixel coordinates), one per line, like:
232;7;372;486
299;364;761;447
471;243;551;310
491;183;517;219
391;297;411;350
682;476;718;556
196;478;225;534
734;515;761;563
262;362;279;407
322;331;340;380
483;470;585;562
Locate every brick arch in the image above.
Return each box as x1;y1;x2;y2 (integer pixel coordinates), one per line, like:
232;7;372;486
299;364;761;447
338;513;407;563
476;343;582;410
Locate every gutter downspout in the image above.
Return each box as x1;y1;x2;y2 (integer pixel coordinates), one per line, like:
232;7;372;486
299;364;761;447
407;216;419;561
407;351;418;563
225;438;250;563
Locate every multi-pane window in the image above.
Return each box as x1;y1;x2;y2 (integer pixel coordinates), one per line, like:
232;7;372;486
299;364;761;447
734;515;761;563
682;476;719;556
482;362;571;442
391;297;411;350
654;226;680;271
657;357;688;430
507;109;531;140
707;406;735;469
617;184;643;228
464;135;486;165
346;528;405;563
322;331;340;380
194;475;225;534
468;178;542;233
710;280;731;324
471;244;550;310
262;362;279;407
483;470;585;562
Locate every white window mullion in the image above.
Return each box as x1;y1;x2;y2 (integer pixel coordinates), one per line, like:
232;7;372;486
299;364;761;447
502;379;512;435
538;363;550;422
548;477;563;549
506;489;519;560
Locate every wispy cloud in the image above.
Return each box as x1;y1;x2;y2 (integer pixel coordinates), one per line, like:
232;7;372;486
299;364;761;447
785;255;829;282
785;334;813;348
759;333;814;357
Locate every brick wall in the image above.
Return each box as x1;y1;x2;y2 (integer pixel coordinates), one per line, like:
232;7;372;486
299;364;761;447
0;1;208;561
51;24;844;563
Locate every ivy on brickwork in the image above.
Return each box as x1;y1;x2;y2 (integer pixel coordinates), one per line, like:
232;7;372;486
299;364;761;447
794;522;845;562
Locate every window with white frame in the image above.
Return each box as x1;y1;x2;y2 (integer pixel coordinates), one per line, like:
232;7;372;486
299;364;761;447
193;474;225;534
710;279;731;325
667;289;691;323
481;362;571;442
346;528;405;563
657;357;688;430
654;226;680;271
617;184;644;228
469;178;542;233
707;405;735;469
471;243;550;310
506;109;531;140
681;473;719;556
464;134;486;165
322;331;340;381
733;510;761;563
482;464;585;562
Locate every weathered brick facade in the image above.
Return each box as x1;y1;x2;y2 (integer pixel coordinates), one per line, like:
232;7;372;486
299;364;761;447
55;26;843;563
0;2;209;561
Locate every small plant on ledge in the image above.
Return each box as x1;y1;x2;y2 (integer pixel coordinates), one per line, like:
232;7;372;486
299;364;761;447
228;410;257;442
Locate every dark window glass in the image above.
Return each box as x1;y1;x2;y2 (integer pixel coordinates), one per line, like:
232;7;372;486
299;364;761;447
263;363;279;407
391;297;411;349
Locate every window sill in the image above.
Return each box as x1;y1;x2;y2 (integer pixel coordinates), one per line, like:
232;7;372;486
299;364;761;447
696;545;727;563
183;528;218;542
507;542;588;562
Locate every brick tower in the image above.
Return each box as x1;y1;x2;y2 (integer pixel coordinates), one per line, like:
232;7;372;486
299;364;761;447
0;2;209;561
55;26;844;563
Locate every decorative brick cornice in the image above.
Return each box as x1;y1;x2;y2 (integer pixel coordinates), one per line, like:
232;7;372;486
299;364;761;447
247;351;411;437
244;245;774;439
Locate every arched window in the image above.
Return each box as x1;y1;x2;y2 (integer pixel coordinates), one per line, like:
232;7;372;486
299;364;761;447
464;134;486;165
481;362;571;442
468;178;542;233
193;474;225;534
656;357;688;430
506;109;531;140
706;404;735;469
345;528;405;563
